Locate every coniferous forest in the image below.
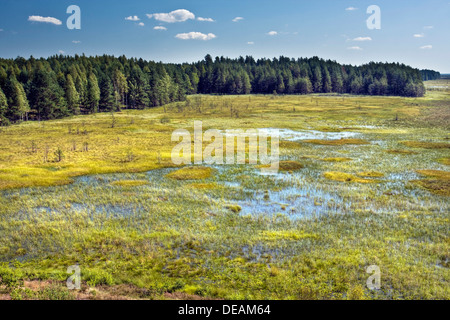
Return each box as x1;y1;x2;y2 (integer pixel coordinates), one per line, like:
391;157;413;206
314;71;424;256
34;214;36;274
0;54;438;125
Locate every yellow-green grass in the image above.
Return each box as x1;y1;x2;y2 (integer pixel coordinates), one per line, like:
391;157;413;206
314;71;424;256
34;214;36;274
224;204;242;213
110;180;149;187
256;160;304;172
438;158;450;165
0;90;449;300
0;92;445;190
279;140;302;149
187;182;219;190
401;141;450;149
321;157;353;162
166;166;214;180
357;171;384;178
416;170;450;179
259;230;319;241
304;139;369;146
385;149;418;155
324;172;378;183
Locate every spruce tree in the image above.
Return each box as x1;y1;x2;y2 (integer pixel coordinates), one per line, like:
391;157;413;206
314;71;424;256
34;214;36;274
65;74;80;115
86;72;100;113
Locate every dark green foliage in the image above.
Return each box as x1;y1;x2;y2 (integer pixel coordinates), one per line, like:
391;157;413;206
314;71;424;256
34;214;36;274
86;72;100;113
0;54;435;124
0;85;9;125
420;69;440;81
65;74;80;115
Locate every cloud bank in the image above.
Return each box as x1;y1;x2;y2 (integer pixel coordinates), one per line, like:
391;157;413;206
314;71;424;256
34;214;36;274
147;9;195;23
175;32;216;40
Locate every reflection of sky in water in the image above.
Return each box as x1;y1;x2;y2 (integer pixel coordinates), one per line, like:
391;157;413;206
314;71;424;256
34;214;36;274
220;128;360;141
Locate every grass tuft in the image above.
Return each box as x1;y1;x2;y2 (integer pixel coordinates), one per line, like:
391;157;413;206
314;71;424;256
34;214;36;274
324;172;377;183
401;141;450;149
166;166;214;180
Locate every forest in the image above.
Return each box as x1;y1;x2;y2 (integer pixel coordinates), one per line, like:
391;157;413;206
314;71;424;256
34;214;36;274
0;54;437;125
420;69;441;81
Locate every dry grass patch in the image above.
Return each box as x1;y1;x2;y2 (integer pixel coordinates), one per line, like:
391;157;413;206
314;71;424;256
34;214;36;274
401;141;450;149
414;170;450;196
413;179;450;196
279;161;304;171
279;140;302;149
416;170;450;180
438;158;450;166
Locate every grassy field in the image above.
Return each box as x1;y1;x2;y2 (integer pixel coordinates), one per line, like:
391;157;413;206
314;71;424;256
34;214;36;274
0;80;449;300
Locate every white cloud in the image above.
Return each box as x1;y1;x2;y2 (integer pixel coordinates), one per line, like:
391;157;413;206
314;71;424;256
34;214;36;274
347;46;363;50
420;45;432;49
154;26;167;31
267;31;278;36
353;36;372;41
197;17;215;22
232;17;244;22
0;29;3;32
147;9;195;23
413;33;425;38
138;22;145;27
175;32;216;40
247;41;254;45
58;50;65;54
424;26;433;29
72;40;81;44
125;16;140;21
345;7;358;11
28;15;62;25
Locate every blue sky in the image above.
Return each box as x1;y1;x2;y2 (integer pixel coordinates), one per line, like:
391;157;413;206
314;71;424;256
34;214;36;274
0;0;449;72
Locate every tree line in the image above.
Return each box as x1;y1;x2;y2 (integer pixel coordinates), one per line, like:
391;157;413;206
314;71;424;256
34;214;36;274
420;69;441;81
0;54;434;125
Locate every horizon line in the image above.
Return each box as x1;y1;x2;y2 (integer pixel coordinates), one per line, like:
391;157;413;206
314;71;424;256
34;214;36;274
0;53;443;73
